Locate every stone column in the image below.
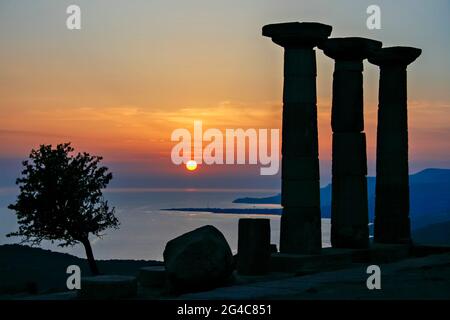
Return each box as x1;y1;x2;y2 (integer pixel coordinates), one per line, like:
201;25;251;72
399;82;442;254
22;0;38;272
319;37;382;249
237;218;271;275
368;47;422;244
263;22;332;254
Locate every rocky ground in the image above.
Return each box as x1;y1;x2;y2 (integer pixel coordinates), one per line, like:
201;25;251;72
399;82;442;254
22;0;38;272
2;244;450;300
0;244;162;298
180;252;450;300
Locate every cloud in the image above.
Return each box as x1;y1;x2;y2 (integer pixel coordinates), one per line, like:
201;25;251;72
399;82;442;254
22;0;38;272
0;129;65;138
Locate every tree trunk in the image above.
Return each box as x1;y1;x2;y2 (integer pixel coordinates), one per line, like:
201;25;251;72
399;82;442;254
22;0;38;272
81;237;100;275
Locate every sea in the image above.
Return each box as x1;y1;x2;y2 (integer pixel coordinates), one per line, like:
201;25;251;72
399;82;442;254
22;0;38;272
0;188;331;261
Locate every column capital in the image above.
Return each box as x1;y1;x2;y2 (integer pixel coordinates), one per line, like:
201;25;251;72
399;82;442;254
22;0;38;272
368;46;422;67
319;37;382;61
262;22;332;48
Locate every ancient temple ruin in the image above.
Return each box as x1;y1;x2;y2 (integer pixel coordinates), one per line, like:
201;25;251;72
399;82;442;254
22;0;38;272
262;22;421;253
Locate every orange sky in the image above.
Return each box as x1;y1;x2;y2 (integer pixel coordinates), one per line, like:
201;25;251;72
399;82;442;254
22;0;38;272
0;0;449;187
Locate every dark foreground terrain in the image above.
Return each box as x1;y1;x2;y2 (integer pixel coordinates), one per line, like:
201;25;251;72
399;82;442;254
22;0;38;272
0;244;162;297
1;244;450;300
180;252;450;300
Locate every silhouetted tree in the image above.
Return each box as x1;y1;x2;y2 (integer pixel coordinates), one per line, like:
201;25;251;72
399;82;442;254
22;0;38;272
8;143;119;275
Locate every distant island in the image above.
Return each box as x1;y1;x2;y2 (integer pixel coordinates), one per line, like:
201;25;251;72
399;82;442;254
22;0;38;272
162;208;282;215
233;194;282;204
235;168;450;229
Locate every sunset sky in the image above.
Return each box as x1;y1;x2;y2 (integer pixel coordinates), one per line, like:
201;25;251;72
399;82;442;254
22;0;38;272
0;0;449;189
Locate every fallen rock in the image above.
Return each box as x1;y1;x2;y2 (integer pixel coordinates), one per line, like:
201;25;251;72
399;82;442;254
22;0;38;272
163;225;234;292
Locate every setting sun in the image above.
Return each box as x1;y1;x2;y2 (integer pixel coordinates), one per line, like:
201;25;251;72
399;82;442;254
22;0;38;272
186;160;198;171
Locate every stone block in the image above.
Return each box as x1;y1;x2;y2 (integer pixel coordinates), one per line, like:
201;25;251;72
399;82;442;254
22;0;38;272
283;75;316;104
376;128;408;157
377;153;409;173
262;22;332;49
284;47;317;76
331;175;369;223
270;244;278;253
331;175;369;248
282;103;318;157
331;223;369;249
368;46;422;67
331;71;364;133
319;37;382;61
378;70;407;105
282;156;319;180
270;248;357;273
78;275;137;300
332;132;367;176
237;218;271;275
369;244;411;263
376;168;409;187
374;214;411;244
377;102;408;133
138;266;167;288
375;182;409;208
281;179;320;207
279;208;322;254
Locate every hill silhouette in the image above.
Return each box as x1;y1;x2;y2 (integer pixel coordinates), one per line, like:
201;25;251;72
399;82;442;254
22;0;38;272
233;168;450;231
0;244;162;296
412;221;450;245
